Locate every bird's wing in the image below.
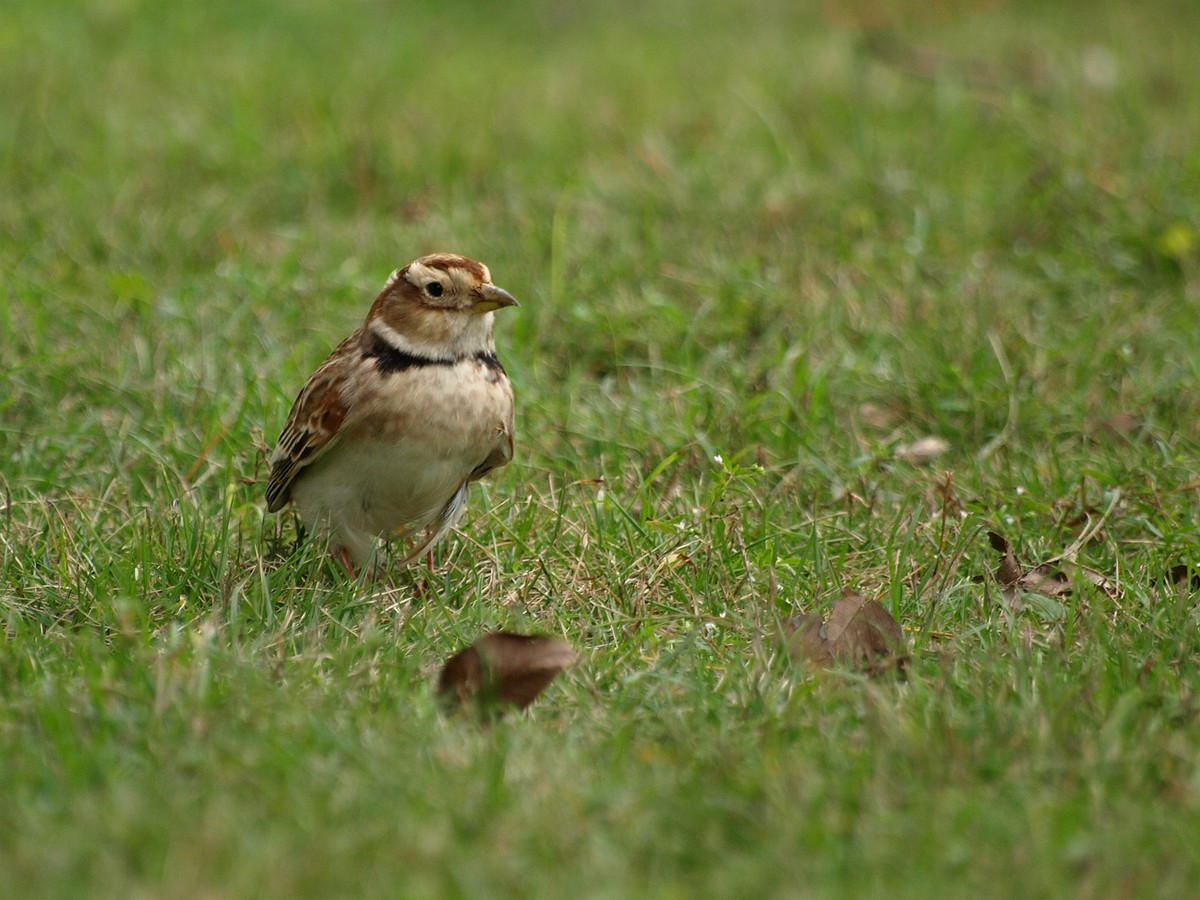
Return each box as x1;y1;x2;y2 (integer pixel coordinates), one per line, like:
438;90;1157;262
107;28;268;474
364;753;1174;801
469;406;514;482
469;435;513;482
265;335;357;512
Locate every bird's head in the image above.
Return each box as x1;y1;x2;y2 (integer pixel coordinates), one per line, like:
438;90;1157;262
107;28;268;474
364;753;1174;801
366;253;517;358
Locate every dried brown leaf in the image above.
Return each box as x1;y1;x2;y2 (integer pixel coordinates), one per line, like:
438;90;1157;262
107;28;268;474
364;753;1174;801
1060;560;1121;599
1088;412;1143;443
985;529;1121;607
824;590;869;646
1164;564;1200;591
784;613;831;667
1021;564;1072;598
439;632;577;713
785;591;908;676
895;436;950;465
858;402;903;430
987;531;1023;589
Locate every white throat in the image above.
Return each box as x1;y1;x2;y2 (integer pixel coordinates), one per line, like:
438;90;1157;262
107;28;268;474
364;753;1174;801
368;315;495;361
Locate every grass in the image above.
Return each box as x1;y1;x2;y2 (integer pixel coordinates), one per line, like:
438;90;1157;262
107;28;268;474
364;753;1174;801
3;0;1200;895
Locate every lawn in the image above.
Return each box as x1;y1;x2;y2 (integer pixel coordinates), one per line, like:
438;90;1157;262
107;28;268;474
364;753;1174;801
3;0;1200;896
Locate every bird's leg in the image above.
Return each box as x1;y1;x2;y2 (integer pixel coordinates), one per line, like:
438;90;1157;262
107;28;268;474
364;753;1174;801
337;545;357;578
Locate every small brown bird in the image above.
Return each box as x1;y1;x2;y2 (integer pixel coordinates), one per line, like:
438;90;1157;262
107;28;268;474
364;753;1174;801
266;253;517;572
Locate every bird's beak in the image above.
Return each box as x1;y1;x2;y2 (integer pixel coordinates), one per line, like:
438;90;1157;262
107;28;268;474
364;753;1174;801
475;283;519;313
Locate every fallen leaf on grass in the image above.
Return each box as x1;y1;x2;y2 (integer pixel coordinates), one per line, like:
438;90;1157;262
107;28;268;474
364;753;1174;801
986;530;1120;609
895;436;950;465
784;590;908;676
1163;564;1200;591
438;632;577;713
989;530;1025;592
1087;412;1144;443
858;402;903;430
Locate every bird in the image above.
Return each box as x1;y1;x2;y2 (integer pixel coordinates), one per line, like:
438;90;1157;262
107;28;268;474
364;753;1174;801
265;253;517;574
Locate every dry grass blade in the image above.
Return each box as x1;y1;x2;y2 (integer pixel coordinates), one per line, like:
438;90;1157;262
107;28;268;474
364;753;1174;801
438;632;578;713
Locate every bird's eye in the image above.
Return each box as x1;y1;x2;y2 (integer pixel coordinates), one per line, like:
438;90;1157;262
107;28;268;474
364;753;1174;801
426;282;444;298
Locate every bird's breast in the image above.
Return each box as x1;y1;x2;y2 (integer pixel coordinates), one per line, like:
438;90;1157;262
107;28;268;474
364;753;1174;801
352;355;511;444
